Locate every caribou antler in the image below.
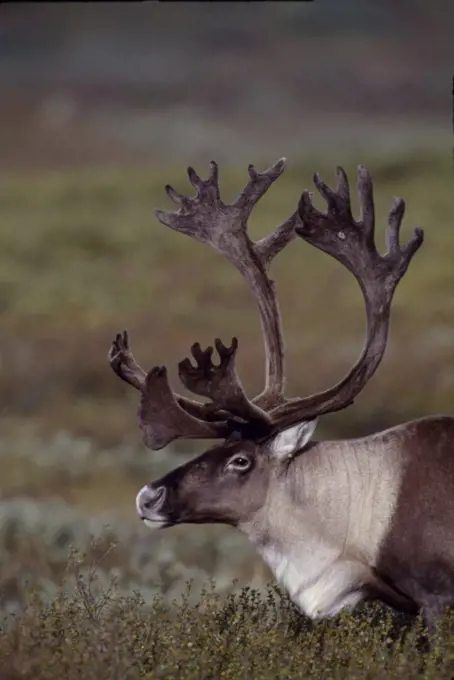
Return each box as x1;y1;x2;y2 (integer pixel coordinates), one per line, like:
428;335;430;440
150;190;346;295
269;165;424;429
109;159;423;450
156;159;299;407
109;159;300;448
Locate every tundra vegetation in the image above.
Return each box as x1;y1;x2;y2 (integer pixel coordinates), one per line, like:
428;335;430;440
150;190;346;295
0;148;454;677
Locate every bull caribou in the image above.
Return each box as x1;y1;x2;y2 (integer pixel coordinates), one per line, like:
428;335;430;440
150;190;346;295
109;157;454;628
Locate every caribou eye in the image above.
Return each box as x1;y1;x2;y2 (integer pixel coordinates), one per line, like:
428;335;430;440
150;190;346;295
226;454;252;472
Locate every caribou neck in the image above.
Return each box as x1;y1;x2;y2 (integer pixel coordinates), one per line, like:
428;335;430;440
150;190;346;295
239;434;406;619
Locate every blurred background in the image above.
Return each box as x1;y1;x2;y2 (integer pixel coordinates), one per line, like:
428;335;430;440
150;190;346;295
0;2;453;618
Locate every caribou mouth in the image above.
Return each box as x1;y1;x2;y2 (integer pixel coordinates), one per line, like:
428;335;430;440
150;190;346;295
140;514;177;530
142;517;167;531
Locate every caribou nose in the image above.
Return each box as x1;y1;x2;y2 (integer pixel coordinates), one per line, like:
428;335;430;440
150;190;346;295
136;485;166;518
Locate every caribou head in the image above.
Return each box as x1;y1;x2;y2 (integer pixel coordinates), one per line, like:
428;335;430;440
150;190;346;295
109;158;454;629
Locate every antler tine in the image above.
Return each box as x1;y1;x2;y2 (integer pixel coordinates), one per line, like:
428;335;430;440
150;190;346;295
155;159;302;417
255;212;300;267
108;330;147;391
234;158;287;218
269;164;424;430
178;337;272;433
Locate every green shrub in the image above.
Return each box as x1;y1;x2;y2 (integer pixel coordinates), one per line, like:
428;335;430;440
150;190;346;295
1;552;454;679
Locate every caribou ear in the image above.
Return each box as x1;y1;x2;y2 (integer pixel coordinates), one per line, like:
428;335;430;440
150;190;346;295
270;419;318;461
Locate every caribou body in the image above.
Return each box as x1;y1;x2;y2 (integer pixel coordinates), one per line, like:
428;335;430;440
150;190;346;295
109;157;454;628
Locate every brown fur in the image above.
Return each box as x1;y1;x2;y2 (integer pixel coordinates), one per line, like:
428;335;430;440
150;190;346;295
376;417;454;626
147;438;270;527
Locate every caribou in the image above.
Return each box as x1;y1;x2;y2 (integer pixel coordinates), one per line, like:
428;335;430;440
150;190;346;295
108;157;454;629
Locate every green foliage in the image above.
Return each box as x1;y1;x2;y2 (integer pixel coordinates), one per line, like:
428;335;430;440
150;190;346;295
1;555;454;679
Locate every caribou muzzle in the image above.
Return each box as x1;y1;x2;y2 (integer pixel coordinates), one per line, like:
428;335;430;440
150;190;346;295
136;484;168;528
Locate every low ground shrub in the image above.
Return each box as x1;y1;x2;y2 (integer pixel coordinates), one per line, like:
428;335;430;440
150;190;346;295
1;554;453;679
